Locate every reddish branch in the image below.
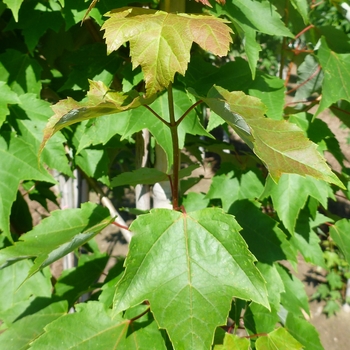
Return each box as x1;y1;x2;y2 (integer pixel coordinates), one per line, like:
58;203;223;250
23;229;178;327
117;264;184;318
283;24;315;85
112;222;130;231
286;65;321;95
176;100;203;126
295;24;315;40
128;307;150;323
243;332;268;339
311;1;325;9
330;105;350;117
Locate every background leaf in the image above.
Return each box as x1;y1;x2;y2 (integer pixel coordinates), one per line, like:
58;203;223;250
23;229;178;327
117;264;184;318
276;264;310;317
261;174;331;234
0;301;67;350
330;219;350;265
290;206;327;268
290;0;309;24
255;327;303;350
2;0;24;21
294;55;323;102
214;333;250;350
0;82;20;127
10;93;72;176
229;200;297;265
206;170;264;212
0;49;42;96
210;0;293;77
0;134;54;241
53;252;109;307
0;260;52;319
317;37;350;115
285;312;324;350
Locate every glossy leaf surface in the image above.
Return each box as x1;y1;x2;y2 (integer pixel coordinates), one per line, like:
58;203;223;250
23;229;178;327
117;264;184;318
0;203;113;280
255;327;303;350
0;260;52;317
114;208;269;350
200;86;344;188
29;302;167;350
0;301;67;350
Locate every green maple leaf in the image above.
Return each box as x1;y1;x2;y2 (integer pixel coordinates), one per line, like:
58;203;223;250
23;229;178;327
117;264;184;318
214;333;250;350
113;208;269;350
0;260;52;318
255;328;303;350
211;0;293;78
29;302;167;350
0;202;113;280
276;263;310;317
199;85;344;188
285;313;324;350
261;174;331;234
291;0;309;24
2;0;24;22
0;82;20;126
322;300;340;317
0;301;67;350
317;37;350;115
330;219;350;265
11;93;72;176
102;7;232;96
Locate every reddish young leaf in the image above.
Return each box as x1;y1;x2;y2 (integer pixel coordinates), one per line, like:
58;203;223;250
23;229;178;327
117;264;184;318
102;8;232;96
39;81;154;156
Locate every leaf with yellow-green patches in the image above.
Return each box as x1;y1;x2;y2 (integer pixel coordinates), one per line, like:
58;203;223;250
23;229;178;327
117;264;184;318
102;7;232;96
198;85;344;188
39;81;154;156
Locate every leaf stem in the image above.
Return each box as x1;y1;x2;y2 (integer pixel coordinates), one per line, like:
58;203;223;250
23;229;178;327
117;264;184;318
175;100;203;127
128;307;150;323
286;65;321;95
243;332;268;339
81;171;133;243
168;83;180;210
279;0;289;80
143;105;171;127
